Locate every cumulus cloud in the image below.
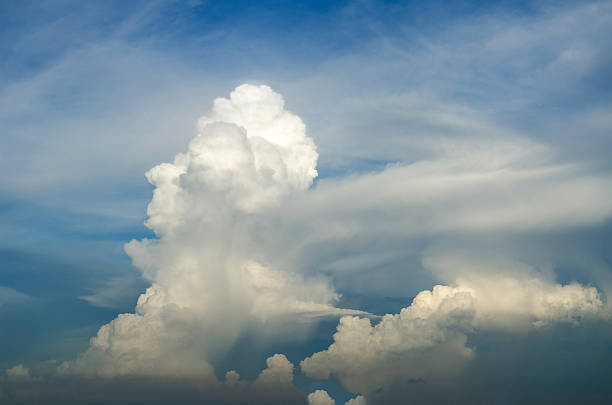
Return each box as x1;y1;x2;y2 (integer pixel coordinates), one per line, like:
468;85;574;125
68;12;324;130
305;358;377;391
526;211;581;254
344;395;367;405
301;272;607;396
143;83;318;233
308;389;336;405
254;354;294;386
61;84;364;378
293;133;612;402
307;389;366;405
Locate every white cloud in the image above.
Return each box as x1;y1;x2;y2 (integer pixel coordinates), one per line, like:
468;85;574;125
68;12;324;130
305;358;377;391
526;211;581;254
290;137;612;239
301;273;607;394
254;354;294;386
264;129;612;302
308;390;367;405
136;83;318;241
62;84;363;378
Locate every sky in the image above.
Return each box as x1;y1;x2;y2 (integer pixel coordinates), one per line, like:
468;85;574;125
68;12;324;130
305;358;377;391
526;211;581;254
1;0;612;403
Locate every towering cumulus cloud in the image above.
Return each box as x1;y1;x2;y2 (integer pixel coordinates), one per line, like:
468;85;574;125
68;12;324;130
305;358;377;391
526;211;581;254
62;84;355;378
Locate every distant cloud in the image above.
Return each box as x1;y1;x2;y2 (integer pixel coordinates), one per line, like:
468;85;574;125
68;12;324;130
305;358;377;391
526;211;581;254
308;389;367;405
308;389;336;405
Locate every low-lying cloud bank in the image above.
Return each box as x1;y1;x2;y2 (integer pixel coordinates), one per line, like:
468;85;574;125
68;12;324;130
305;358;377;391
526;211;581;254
3;84;612;404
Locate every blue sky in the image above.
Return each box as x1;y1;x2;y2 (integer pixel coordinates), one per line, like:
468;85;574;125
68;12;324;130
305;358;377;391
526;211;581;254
1;1;612;404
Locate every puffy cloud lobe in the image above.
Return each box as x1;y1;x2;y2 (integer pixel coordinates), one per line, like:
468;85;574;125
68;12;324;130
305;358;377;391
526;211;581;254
301;275;606;394
308;389;336;405
301;285;477;392
198;84;318;192
344;396;367;405
307;390;367;405
60;310;216;377
254;354;294;386
144;84;318;237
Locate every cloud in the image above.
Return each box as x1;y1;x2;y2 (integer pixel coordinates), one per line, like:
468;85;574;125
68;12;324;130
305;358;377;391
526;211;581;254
344;395;367;405
60;84;364;379
308;389;336;405
301;271;607;397
291;140;612;402
253;354;294;386
291;136;612;239
308;389;366;405
263;128;612;304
